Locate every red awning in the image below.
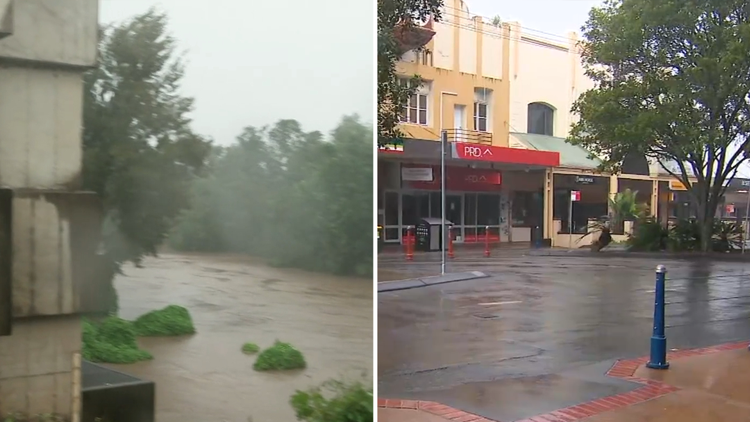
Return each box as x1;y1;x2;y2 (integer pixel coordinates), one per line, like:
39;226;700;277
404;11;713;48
451;142;560;167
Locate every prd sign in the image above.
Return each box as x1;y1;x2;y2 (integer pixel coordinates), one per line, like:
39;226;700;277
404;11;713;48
464;174;489;183
463;145;493;159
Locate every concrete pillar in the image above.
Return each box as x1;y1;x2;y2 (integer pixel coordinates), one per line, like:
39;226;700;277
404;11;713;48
0;0;100;419
651;179;659;218
543;169;554;239
608;175;619;215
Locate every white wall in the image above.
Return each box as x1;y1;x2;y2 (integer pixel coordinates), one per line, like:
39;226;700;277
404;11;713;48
0;0;98;67
509;24;594;138
0;66;84;188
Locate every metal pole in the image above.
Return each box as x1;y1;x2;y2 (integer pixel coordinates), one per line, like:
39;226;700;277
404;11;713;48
743;188;750;254
568;193;573;249
647;264;670;369
441;130;447;275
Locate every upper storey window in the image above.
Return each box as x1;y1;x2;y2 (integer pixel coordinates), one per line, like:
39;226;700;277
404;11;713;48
527;102;554;136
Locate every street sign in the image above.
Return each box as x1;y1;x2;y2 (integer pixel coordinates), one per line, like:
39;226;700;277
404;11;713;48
571;190;581;202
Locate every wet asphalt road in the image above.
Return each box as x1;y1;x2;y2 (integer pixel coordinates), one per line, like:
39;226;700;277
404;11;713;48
378;254;750;421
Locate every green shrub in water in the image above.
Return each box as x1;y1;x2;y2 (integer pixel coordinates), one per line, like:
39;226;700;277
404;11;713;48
290;380;373;422
132;305;196;336
82;318;152;364
241;342;260;354
253;340;306;371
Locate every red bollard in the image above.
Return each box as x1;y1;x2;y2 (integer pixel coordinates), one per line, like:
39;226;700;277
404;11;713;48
406;226;414;261
484;225;491;257
448;226;455;259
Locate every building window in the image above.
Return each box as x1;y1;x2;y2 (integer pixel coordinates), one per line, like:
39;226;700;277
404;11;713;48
474;88;491;132
400;79;430;125
527;102;554;136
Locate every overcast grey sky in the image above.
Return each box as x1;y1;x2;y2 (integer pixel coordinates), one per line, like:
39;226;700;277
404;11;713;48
100;0;374;145
466;0;602;35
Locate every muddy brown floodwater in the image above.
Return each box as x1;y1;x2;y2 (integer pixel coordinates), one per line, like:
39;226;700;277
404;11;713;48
107;252;373;422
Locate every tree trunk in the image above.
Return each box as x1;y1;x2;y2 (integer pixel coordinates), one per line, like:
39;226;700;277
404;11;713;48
700;214;714;252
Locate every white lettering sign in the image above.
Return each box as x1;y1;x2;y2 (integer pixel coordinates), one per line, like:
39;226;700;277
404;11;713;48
463;145;493;158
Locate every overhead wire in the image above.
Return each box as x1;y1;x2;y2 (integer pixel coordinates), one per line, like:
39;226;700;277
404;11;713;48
441;4;575;43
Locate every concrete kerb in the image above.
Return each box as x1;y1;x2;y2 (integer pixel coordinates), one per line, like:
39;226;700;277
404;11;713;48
377;271;489;293
528;248;750;262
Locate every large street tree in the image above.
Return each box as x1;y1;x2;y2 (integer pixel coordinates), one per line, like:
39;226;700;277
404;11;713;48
83;9;212;272
377;0;442;143
568;0;750;251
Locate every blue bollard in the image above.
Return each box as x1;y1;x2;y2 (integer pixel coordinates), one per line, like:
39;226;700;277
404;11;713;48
646;264;670;369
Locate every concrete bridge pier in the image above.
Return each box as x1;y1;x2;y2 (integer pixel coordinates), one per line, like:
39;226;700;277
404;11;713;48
0;0;110;419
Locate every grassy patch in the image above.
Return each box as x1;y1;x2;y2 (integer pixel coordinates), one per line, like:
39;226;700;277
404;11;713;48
290;380;373;422
132;305;196;336
241;342;260;354
82;317;152;364
253;340;306;371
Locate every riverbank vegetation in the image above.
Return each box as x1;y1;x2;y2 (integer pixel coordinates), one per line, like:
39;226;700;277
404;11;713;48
290;380;373;422
167;116;373;277
253;341;307;371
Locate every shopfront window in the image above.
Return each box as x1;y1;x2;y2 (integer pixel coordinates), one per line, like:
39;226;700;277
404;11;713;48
477;194;500;226
512;191;539;227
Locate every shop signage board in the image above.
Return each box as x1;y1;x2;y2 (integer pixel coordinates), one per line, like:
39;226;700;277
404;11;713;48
401;166;433;181
451;142;560;167
402;165;502;191
575;176;595;185
669;180;688;191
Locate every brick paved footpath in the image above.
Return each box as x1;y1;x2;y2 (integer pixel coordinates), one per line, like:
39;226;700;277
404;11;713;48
379;341;750;422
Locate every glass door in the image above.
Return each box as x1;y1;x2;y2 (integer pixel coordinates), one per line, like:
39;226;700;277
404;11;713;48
383;191;400;242
463;193;501;242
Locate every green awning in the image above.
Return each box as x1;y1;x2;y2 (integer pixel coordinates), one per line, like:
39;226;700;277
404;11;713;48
510;132;602;169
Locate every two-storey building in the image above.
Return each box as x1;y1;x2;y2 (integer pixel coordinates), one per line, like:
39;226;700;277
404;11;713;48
377;0;561;246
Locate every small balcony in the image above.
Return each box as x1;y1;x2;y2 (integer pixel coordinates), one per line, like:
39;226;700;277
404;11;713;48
444;128;492;145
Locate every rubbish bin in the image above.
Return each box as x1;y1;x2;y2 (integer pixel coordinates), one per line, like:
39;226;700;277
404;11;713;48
415;218;453;252
377;225;384;253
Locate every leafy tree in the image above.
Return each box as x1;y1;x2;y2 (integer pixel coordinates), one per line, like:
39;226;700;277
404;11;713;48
377;0;443;143
568;0;750;251
82;8;211;275
169;116;373;276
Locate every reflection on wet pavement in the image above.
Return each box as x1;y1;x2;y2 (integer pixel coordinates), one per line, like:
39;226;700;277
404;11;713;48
108;253;372;422
378;254;750;421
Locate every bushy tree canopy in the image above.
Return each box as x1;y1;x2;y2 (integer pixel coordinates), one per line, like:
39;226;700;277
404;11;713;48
569;0;750;251
169;117;373;276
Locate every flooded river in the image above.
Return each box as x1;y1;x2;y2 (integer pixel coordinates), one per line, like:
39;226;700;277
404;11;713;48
109;252;373;422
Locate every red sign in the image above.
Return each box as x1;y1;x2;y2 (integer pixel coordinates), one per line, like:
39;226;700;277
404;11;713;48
571;191;581;202
726;204;735;213
452;142;560;167
404;165;502;191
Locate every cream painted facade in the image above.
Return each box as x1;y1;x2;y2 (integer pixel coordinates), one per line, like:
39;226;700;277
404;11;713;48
507;25;592;138
396;0;510;146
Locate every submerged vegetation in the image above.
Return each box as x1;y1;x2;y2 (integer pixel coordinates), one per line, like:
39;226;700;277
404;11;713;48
82;306;195;364
241;342;260;354
253;340;307;371
133;305;196;336
82;318;153;364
